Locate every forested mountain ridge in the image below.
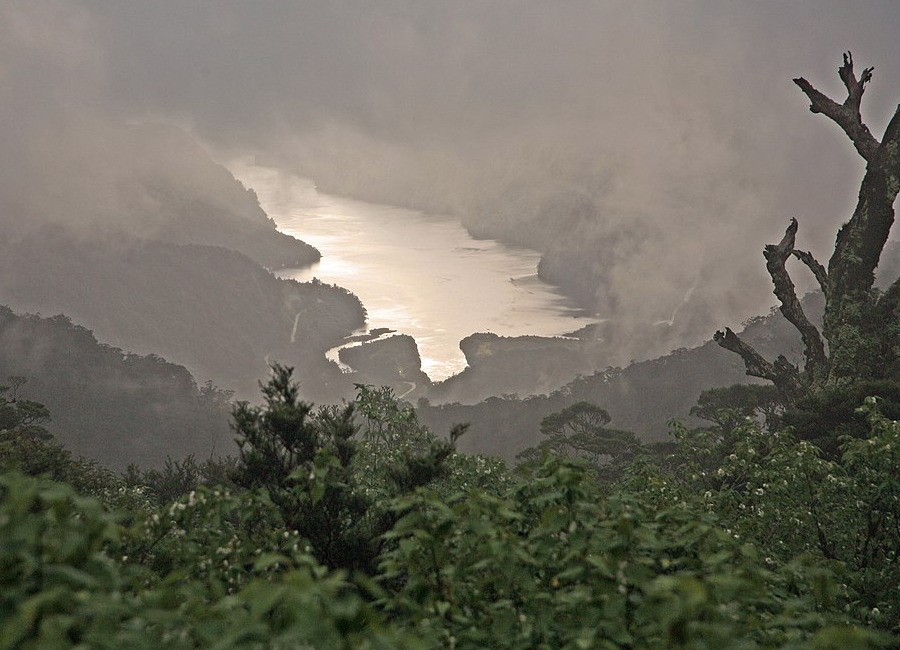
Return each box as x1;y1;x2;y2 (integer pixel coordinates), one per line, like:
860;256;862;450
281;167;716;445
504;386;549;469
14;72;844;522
419;292;819;461
421;231;900;461
0;305;232;468
0;123;367;400
0;232;364;400
1;123;319;271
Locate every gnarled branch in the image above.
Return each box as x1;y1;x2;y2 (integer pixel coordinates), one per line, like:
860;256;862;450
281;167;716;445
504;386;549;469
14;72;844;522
791;249;828;295
796;54;900;380
714;327;800;398
714;328;779;381
764;219;827;376
793;52;879;162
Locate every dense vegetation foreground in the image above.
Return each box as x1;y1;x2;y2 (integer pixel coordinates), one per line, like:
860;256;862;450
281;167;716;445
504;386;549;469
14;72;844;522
2;366;899;649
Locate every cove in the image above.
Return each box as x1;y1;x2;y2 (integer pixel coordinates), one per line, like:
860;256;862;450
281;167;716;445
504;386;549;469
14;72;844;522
231;163;599;381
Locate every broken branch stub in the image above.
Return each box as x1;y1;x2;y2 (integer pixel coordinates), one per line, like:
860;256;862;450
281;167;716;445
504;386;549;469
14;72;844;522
793;51;879;162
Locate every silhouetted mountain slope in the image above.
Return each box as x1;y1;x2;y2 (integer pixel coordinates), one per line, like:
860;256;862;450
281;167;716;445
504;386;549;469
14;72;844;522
0;122;367;400
0;305;232;469
418;297;815;461
429;332;604;405
2;123;320;271
0;231;364;399
119;124;320;270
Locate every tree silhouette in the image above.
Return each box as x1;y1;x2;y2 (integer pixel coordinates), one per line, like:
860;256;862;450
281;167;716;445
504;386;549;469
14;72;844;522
516;402;638;479
716;53;900;400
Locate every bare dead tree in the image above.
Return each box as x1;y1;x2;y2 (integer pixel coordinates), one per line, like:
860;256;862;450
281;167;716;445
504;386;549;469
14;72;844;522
716;53;900;400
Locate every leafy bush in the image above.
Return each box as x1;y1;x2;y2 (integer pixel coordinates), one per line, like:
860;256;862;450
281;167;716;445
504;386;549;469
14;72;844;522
0;471;122;649
123;454;237;506
229;367;484;573
627;398;900;635
0;471;418;649
381;458;886;649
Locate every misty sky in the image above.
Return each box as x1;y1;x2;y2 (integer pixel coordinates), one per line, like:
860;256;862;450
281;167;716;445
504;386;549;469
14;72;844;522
3;0;900;357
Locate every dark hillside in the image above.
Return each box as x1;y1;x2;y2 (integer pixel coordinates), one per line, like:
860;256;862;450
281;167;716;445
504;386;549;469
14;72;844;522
418;296;815;461
0;232;364;400
0;305;232;469
0;122;352;399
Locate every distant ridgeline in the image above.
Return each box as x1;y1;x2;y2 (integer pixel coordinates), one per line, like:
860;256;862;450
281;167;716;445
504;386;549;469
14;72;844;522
3;114;898;469
0;123;365;402
0;305;231;469
0;235;365;401
418;293;821;461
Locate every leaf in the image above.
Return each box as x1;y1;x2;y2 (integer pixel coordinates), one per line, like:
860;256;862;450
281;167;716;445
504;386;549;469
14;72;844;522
247;583;288;619
252;553;290;572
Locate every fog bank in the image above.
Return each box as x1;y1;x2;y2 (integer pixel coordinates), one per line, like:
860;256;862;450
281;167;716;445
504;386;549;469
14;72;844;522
4;0;900;363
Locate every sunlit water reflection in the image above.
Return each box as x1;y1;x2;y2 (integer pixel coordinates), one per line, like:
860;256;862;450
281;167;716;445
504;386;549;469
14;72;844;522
231;163;599;381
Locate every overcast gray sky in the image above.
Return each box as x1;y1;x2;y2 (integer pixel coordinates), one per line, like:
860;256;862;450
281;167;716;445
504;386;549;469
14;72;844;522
3;0;899;357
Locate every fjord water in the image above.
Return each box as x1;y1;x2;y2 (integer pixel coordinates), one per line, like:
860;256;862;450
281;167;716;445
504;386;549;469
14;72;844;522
232;163;599;381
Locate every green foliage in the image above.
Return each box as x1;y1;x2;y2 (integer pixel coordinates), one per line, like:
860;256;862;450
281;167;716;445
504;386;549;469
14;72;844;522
0;471;121;649
231;364;379;571
0;471;416;649
353;384;453;494
356;383;421;446
783;380;900;458
629;398;900;635
352;384;509;499
230;368;479;573
123;454;237;506
381;458;883;649
3;367;896;647
121;485;295;591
